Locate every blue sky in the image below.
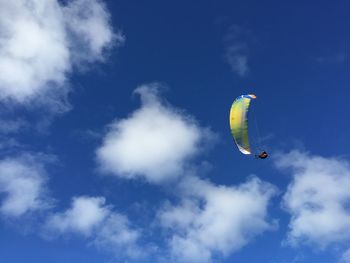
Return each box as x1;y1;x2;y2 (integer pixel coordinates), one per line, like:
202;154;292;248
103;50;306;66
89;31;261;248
1;0;350;262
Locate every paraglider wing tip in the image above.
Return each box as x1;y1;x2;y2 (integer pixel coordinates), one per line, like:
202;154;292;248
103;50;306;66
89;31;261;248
238;145;251;154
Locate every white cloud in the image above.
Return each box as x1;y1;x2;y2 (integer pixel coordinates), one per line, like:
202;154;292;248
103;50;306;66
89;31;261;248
0;0;68;104
158;176;277;263
96;84;213;183
0;0;121;109
0;154;51;217
94;213;146;260
224;25;251;77
225;45;249;77
46;195;145;260
275;151;350;248
47;196;109;236
64;0;121;64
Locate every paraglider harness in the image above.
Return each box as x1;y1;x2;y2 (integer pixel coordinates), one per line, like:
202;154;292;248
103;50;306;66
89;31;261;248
255;151;268;159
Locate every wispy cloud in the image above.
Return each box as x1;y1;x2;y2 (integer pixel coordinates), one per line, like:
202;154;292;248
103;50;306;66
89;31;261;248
93;212;148;260
157;175;277;263
63;0;123;65
0;118;28;135
224;25;253;77
315;53;346;64
0;0;122;112
342;248;350;263
96;83;214;183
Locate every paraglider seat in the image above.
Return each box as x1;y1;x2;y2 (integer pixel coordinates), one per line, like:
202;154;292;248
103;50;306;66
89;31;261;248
256;151;268;159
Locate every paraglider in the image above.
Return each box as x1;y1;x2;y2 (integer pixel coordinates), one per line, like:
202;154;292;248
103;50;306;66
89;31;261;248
229;94;268;159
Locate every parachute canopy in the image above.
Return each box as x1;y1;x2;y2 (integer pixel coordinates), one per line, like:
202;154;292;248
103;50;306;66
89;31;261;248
229;94;257;155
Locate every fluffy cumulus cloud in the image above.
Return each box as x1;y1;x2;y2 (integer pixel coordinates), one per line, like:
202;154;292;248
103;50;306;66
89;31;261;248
0;0;121;108
0;157;144;260
96;84;213;183
224;25;252;77
0;154;51;217
157;176;277;263
276;150;350;261
46;196;110;236
46;196;145;260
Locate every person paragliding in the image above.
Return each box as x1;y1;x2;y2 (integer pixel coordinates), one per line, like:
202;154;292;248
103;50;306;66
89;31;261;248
229;94;268;159
256;151;268;159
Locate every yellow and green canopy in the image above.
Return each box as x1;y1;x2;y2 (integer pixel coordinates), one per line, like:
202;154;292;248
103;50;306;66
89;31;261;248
229;94;256;155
